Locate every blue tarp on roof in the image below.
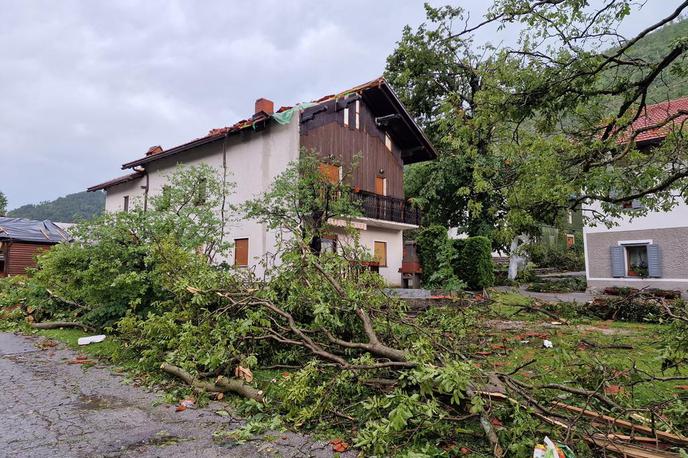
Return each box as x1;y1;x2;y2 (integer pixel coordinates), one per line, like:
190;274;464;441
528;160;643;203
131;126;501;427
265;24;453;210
0;217;72;244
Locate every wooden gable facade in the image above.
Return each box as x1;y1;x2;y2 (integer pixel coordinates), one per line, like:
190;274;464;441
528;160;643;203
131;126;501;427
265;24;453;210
300;95;405;199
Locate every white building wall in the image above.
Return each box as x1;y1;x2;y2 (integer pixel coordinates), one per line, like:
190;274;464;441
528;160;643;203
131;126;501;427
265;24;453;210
104;119;300;278
584;201;688;233
334;224;404;287
105;179;146;213
583;201;688;296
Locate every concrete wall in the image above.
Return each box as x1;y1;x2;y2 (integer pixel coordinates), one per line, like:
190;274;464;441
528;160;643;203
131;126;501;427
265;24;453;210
584;226;688;295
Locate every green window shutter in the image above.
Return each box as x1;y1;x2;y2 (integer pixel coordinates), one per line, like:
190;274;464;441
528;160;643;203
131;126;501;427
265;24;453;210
610;246;625;278
647;244;662;278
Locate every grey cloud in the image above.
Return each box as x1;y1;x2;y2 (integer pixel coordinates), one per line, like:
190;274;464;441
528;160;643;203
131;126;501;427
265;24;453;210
0;0;678;207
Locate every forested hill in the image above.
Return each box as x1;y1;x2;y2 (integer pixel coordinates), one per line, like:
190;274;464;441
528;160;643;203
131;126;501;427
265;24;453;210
8;191;105;223
625;16;688;102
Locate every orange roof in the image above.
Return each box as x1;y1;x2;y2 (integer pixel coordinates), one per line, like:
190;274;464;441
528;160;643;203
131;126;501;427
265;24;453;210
623;96;688;144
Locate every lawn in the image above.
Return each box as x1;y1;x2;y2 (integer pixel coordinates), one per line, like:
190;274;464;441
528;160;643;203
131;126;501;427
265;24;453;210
479;291;688;427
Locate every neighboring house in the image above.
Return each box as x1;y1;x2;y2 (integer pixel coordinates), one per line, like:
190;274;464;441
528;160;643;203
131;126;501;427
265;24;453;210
540;208;584;251
0;217;72;276
88;78;436;286
584;97;688;295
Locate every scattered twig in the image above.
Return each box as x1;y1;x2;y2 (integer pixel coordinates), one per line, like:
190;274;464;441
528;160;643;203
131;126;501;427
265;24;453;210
580;339;633;350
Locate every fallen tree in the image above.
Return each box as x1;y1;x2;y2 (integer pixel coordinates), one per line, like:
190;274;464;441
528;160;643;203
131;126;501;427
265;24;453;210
6;156;687;456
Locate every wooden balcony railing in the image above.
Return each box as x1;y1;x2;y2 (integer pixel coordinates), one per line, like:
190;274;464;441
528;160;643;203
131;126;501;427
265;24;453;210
352;190;421;225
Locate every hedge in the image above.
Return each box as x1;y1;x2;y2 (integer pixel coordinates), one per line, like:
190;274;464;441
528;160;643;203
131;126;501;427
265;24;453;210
454;236;494;290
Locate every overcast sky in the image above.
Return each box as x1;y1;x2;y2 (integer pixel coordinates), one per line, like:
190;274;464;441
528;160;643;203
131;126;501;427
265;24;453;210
0;1;680;208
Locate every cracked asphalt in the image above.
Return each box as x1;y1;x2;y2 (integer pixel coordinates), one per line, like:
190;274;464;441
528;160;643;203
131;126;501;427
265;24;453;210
0;332;353;457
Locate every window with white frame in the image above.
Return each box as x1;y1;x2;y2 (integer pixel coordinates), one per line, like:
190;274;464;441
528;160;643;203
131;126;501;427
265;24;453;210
610;241;661;278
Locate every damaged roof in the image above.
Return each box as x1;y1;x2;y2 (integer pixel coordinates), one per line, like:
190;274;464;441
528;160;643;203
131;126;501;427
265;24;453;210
0;217;72;244
116;77;436;171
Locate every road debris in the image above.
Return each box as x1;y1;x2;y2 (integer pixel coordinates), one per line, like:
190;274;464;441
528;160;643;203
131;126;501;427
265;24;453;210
77;335;106;346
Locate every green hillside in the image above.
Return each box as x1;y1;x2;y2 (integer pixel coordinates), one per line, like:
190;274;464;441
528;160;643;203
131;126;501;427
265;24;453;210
8;191;105;223
624;16;688;102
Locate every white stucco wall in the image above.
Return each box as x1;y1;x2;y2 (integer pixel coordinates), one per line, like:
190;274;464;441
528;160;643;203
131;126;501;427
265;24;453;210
583;200;688;294
105;178;146;213
584;201;688;233
359;226;404;287
334;224;404;287
105;119;300;278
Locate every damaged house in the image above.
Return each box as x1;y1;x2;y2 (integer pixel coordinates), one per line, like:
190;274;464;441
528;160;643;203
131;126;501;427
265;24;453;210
88;78;436;286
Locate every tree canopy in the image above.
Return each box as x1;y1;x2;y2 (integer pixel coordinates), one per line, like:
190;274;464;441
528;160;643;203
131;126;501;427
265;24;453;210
387;1;688;247
0;191;7;216
8;190;105;222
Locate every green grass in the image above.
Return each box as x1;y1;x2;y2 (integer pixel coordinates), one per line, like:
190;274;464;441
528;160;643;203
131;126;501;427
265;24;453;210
32;327;121;361
480;306;687;408
489;291;535;317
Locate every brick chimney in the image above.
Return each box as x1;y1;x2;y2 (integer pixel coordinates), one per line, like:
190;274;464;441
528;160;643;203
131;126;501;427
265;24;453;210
146;145;163;156
254;98;274;117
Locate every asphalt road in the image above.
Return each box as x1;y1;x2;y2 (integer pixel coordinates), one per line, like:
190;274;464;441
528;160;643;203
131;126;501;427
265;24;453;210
0;332;349;458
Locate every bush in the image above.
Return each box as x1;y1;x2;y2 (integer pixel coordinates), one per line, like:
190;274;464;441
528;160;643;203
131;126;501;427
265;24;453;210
527;243;584;271
453;236;495;290
415;225;450;282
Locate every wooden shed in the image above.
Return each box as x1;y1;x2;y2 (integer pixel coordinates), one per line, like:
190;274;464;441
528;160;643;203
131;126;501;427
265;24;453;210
0;217;71;276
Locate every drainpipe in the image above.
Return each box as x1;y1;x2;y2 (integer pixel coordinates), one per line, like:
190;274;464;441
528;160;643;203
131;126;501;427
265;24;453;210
135;167;149;212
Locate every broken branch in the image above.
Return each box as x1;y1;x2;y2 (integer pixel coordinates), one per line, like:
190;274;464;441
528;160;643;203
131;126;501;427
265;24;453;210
30;321;95;332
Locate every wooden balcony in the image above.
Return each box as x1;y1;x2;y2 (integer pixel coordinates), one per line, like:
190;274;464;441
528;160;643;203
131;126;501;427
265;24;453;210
352;190;421;225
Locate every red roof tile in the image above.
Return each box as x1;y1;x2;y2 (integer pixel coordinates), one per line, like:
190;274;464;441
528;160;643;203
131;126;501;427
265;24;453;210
623;97;688;143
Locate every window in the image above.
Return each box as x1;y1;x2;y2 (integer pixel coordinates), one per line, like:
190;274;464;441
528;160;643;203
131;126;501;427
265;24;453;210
194;178;208;206
343;107;349;127
566;234;575;249
375;176;387;196
0;242;5;275
321;235;337;254
355;100;360;130
319;163;341;184
567;210;573;225
234;238;249;267
123;195;129;212
155;185;171;211
626;245;648;277
374;241;387;267
621;199;642;210
385;133;392;151
611;243;661;278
